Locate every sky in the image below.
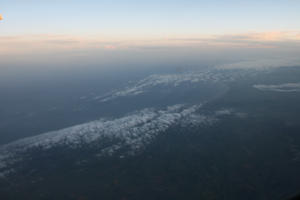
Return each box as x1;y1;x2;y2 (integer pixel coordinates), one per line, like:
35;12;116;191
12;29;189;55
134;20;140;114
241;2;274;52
0;0;300;69
1;0;300;36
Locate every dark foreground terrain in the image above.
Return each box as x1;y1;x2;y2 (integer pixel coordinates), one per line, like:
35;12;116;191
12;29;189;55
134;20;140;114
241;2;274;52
1;66;300;200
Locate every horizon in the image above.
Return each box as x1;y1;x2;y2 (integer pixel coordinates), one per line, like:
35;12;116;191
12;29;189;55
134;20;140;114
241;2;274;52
1;0;300;69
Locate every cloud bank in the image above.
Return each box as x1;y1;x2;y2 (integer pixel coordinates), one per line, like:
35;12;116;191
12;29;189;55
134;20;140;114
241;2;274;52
1;31;300;56
0;104;228;177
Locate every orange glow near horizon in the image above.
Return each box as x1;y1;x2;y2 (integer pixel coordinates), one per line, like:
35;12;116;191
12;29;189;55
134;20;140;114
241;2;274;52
0;31;300;56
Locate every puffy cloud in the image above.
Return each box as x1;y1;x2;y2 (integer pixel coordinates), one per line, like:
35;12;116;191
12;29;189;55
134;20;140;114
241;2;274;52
0;104;203;176
0;102;238;177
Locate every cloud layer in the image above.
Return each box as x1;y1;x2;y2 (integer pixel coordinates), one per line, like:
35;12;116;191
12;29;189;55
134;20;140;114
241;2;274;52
1;31;300;56
0;103;227;177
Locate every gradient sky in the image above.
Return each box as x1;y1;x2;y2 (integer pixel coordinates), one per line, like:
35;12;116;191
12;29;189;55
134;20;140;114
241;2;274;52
1;0;300;36
1;0;300;68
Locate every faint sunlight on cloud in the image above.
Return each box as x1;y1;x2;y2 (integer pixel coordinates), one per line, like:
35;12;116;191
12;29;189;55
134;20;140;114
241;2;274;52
104;45;117;50
226;31;300;42
172;31;300;48
0;31;300;56
217;58;300;70
0;35;123;56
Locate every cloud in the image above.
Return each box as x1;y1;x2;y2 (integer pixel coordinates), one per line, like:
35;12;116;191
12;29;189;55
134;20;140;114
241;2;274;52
218;32;286;41
104;45;117;49
45;39;80;45
0;31;300;60
254;82;300;92
93;69;236;102
0;104;207;176
0;35;124;56
217;58;300;70
169;31;300;49
0;100;238;177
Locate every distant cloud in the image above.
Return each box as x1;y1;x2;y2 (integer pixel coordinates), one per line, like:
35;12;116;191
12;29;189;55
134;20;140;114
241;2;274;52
0;31;300;58
0;35;124;56
254;83;300;92
170;31;300;49
45;39;80;45
104;45;116;49
218;32;288;41
217;58;300;70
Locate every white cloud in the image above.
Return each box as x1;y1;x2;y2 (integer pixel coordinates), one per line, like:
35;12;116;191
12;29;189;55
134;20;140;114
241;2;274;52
0;104;206;176
218;58;300;70
0;103;240;177
215;109;233;116
93;69;254;102
254;82;300;92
